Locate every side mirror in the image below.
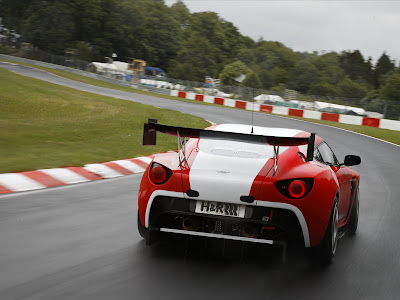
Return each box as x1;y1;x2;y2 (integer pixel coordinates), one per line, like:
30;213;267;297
342;155;361;166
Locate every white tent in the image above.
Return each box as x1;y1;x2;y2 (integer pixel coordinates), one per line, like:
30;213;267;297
315;101;366;115
88;61;132;76
254;94;285;103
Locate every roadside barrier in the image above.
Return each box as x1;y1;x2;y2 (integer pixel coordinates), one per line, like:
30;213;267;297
170;90;400;131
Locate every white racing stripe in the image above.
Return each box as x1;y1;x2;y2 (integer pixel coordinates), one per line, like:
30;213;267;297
189;152;269;203
188;124;302;203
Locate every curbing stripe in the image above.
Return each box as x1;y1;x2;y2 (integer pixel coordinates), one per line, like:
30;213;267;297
111;160;147;173
84;163;126;179
127;158;151;169
39;168;89;184
0;173;46;192
134;156;154;165
23;171;66;188
65;167;104;181
0;184;14;194
102;162;134;175
0;155;159;195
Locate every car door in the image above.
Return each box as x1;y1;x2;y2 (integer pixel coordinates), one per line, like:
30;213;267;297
316;142;352;221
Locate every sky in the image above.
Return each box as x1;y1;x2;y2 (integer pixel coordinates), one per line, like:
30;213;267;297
165;0;400;64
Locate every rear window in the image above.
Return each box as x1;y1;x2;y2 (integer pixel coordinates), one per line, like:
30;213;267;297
198;138;289;159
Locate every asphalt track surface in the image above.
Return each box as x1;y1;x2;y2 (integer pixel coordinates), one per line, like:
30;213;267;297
1;62;400;299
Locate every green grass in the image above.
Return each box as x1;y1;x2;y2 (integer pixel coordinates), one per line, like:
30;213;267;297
1;57;399;146
0;68;210;173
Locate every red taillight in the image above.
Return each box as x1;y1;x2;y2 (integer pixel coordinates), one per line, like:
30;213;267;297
150;163;168;184
288;180;307;198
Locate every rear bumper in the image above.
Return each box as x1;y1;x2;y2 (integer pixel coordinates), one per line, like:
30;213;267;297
142;190;310;247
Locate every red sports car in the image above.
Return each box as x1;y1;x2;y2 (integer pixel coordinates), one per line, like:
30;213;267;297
137;119;361;262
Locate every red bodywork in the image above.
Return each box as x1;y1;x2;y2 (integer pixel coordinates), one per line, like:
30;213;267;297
138;126;360;248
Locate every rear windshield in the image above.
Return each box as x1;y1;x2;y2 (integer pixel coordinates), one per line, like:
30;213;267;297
198;138;289;159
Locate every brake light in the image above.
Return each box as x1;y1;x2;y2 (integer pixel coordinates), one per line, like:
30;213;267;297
288;180;307;198
149;163;170;184
275;178;314;199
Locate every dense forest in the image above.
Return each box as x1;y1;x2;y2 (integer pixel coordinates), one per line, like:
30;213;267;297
1;0;400;104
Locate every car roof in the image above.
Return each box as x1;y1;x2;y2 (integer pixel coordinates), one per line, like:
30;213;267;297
211;124;308;137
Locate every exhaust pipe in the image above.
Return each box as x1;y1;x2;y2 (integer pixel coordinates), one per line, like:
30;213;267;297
182;217;200;231
240;224;260;238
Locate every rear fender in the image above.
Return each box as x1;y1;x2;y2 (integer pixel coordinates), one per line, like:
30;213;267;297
257;166;339;247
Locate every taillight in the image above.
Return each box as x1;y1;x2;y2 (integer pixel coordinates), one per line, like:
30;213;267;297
275;178;314;199
288;180;307;198
149;163;171;184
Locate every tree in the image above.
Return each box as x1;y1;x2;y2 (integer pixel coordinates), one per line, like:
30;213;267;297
0;0;33;32
313;52;345;85
170;0;190;30
255;41;297;69
309;81;338;96
337;77;368;99
168;32;218;80
22;1;75;54
339;50;373;85
74;41;93;61
140;0;181;68
243;72;262;89
375;52;395;88
381;73;400;102
380;73;400;119
219;61;250;86
288;59;318;92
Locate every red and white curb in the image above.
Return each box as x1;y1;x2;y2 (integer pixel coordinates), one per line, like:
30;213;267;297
171;90;400;131
0;156;153;194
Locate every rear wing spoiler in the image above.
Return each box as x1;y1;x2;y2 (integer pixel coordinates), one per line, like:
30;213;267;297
143;118;315;162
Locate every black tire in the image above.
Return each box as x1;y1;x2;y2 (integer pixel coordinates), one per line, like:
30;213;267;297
348;187;359;235
137;212;148;239
317;200;339;264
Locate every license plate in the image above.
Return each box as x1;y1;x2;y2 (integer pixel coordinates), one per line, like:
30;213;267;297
195;201;245;218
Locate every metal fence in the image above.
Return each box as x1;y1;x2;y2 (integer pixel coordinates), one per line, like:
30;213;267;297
1;45;399;120
139;76;399;120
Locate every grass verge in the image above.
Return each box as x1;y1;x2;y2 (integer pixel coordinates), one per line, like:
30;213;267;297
1;58;399;146
0;68;210;173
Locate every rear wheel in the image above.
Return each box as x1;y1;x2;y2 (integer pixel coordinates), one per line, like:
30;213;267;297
317;200;339;264
348;187;359;235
